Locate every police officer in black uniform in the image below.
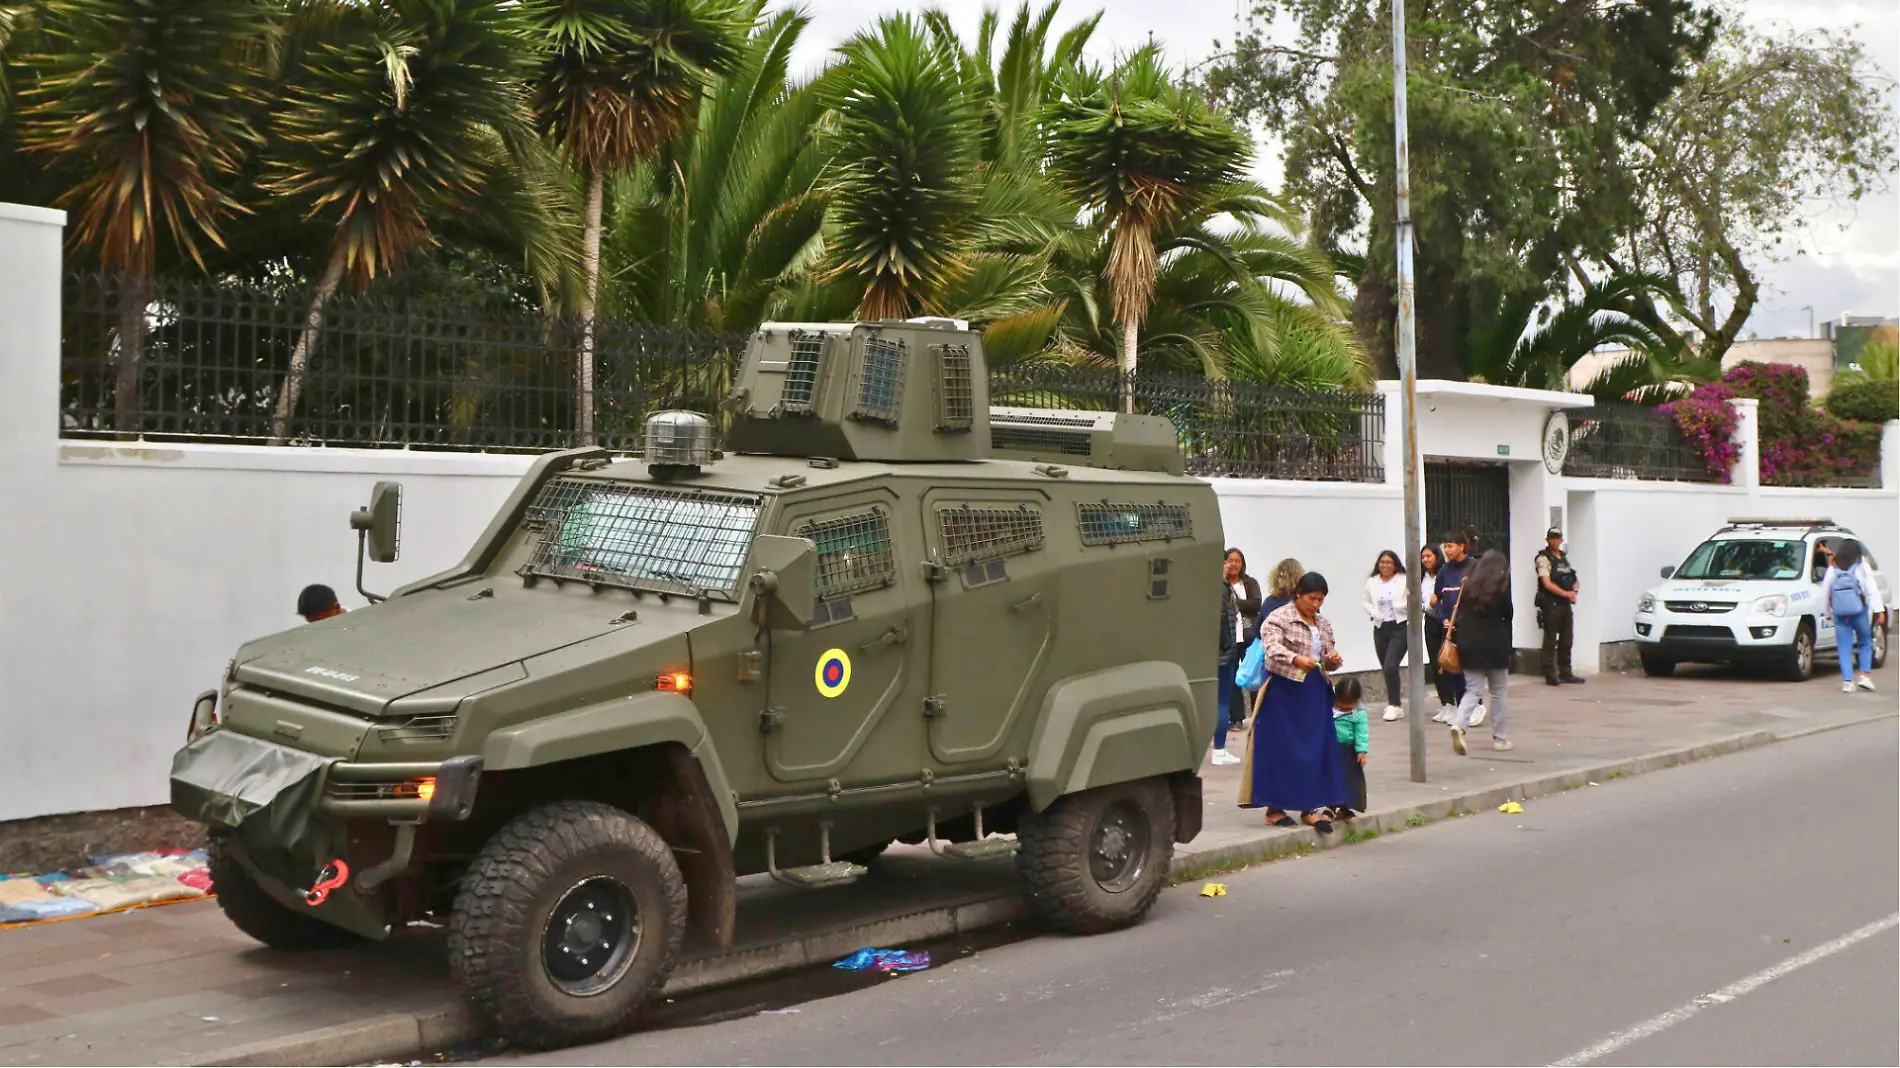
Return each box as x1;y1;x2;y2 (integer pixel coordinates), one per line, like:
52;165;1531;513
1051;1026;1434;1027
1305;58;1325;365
1536;527;1583;685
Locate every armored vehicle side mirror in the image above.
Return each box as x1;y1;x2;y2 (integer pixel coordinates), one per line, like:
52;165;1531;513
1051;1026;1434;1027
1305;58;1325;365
748;535;816;630
187;690;219;743
1659;565;1674;579
349;481;402;603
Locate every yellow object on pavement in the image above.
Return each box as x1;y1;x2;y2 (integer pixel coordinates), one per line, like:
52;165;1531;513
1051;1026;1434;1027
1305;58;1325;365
1498;801;1524;814
1199;882;1228;897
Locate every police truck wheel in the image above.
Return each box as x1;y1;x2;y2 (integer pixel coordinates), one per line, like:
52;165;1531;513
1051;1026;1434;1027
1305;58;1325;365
1872;617;1889;670
448;801;687;1049
1639;651;1675;678
207;836;360;951
1779;621;1816;682
1015;778;1173;936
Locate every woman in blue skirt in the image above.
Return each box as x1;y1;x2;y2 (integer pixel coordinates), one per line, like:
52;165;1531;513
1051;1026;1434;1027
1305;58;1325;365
1240;571;1349;834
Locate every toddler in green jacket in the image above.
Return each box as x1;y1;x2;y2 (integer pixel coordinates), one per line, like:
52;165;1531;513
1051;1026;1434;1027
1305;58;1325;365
1332;676;1370;818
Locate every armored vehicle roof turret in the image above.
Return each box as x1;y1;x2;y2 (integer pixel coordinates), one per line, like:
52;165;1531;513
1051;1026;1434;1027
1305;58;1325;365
725;319;989;463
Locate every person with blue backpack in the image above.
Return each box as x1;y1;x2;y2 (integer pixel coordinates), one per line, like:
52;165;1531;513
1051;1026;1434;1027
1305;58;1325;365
1822;539;1884;693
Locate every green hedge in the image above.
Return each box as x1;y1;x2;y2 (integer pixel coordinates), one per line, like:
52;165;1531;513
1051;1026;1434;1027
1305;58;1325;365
1824;378;1900;424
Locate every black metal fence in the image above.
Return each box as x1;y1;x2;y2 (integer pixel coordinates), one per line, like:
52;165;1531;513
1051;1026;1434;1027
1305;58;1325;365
1562;403;1719;482
59;273;746;451
991;364;1386;482
60;273;1387;482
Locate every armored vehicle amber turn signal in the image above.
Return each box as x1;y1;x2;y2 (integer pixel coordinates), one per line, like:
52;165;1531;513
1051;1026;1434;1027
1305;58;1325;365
656;671;692;695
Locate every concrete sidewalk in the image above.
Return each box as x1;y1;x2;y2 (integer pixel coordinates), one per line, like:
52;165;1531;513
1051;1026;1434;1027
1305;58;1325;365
0;667;1890;1067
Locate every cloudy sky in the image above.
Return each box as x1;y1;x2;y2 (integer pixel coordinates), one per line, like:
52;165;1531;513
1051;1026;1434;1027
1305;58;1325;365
782;0;1898;341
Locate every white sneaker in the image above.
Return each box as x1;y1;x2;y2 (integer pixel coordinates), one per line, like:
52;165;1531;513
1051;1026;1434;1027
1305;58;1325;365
1467;703;1486;728
1843;681;1858;693
1210;749;1243;766
1450;725;1467;756
1856;675;1876;691
1381;704;1404;722
1431;707;1452;724
1492;739;1514;752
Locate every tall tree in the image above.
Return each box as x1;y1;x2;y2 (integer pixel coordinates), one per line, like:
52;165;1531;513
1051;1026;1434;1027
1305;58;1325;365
523;0;747;440
1205;0;1716;380
1591;17;1898;366
1045;47;1250;403
264;0;549;443
18;0;269;435
820;13;981;320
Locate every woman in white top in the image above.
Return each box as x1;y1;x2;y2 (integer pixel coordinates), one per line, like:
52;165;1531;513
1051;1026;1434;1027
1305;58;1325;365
1363;550;1411;721
1821;539;1885;693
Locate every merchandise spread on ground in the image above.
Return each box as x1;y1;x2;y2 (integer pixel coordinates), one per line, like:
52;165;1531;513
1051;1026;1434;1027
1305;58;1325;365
0;849;209;927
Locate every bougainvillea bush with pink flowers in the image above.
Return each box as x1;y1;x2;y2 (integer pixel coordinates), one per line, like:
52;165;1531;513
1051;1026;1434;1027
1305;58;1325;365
1668;363;1883;486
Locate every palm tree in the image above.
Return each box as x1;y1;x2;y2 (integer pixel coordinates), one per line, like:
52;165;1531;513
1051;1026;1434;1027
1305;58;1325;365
1044;46;1249;407
264;0;550;443
1467;273;1714;402
522;0;747;441
18;0;269;435
601;5;830;331
820;14;981;320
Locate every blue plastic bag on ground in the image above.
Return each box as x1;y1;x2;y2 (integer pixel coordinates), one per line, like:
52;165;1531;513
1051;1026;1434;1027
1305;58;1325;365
1234;638;1267;690
833;948;932;973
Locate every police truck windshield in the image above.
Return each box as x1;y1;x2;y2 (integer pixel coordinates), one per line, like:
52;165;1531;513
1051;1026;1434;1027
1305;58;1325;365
1674;539;1804;581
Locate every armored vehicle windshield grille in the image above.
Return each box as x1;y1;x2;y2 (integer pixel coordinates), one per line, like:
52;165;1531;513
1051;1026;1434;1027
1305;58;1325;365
991;425;1093;456
935;344;974;431
1077;502;1193;546
782;332;825;414
938;505;1045;565
853;337;907;424
523;478;762;597
800;509;895;597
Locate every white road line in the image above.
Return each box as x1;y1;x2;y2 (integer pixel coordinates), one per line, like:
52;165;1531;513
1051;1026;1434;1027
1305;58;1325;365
1551;912;1900;1067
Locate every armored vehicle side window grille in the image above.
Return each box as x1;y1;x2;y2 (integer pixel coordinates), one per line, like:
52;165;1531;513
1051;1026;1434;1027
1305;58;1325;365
935;344;974;431
1077;502;1193;546
991;425;1092;456
937;505;1045;566
782;331;826;414
852;336;907;424
799;509;895;599
523;477;762;597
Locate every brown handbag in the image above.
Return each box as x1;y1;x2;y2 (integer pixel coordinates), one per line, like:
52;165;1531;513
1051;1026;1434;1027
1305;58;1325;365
1438;600;1462;674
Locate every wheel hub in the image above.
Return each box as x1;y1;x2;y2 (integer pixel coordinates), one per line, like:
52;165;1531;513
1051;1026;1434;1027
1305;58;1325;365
541;876;639;996
1089;802;1150;894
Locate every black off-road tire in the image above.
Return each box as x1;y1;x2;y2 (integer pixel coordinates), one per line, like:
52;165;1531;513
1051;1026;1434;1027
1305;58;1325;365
207;836;359;951
447;801;687;1050
1639;650;1675;678
1872;616;1889;671
1780;620;1816;682
1015;777;1173;936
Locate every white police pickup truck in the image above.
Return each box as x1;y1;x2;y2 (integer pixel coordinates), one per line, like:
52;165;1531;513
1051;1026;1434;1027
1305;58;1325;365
1633;518;1891;680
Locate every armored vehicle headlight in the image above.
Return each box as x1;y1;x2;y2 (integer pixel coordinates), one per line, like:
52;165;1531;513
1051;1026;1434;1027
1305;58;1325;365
656;671;692;695
415;778;436;803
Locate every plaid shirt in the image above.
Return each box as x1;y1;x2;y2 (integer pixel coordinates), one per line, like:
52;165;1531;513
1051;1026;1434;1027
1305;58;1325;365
1260;601;1337;683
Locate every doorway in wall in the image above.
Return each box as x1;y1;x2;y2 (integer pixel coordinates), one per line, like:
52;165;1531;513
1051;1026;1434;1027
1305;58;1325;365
1426;461;1511;560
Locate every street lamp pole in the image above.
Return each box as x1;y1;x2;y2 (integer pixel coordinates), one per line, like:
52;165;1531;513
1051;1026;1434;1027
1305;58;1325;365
1392;0;1428;783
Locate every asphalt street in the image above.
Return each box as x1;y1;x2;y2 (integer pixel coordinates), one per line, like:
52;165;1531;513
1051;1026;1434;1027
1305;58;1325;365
497;719;1900;1067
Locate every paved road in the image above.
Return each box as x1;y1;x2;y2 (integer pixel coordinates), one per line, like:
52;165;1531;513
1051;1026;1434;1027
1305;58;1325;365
498;721;1899;1067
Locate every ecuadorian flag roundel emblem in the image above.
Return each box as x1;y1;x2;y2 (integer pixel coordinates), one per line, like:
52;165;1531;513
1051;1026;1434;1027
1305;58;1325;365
815;649;851;698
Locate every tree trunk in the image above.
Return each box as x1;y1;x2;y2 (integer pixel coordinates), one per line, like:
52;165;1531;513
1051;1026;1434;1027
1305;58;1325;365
113;274;153;440
1120;315;1137;413
577;168;604;444
270;250;348;446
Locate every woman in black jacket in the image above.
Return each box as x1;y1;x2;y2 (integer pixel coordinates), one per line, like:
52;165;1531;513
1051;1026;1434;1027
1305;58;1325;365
1223;549;1262;732
1446;549;1513;756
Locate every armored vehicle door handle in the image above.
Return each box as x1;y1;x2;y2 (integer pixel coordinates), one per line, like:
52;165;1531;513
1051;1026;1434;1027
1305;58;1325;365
1011;592;1044;614
860;625;908;652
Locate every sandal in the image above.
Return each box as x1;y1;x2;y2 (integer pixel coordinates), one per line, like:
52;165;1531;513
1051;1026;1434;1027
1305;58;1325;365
1302;811;1335;835
1264;809;1297;828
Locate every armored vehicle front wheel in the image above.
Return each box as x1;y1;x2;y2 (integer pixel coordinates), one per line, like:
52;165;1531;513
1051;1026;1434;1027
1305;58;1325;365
1016;778;1173;935
207;836;361;951
447;801;688;1049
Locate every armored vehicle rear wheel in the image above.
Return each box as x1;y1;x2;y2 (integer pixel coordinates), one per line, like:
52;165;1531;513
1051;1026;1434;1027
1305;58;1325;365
448;801;687;1049
1016;778;1173;935
207;836;361;950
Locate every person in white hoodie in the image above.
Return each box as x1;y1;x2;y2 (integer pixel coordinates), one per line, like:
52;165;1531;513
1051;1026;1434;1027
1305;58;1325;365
1822;539;1885;693
1363;550;1411;721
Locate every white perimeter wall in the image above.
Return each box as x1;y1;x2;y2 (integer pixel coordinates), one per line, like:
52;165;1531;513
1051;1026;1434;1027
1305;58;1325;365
2;204;1895;823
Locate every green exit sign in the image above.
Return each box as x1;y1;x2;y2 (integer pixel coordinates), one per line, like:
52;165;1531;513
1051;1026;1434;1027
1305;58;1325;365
1497;444;1511;456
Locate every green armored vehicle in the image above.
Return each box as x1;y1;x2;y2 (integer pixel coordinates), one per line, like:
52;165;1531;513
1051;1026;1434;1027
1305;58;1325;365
172;318;1221;1047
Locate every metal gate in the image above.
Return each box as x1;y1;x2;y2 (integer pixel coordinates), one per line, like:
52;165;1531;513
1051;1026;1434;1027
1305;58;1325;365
1426;462;1510;561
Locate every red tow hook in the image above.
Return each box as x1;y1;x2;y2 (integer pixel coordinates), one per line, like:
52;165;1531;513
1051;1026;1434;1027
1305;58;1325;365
303;859;350;906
